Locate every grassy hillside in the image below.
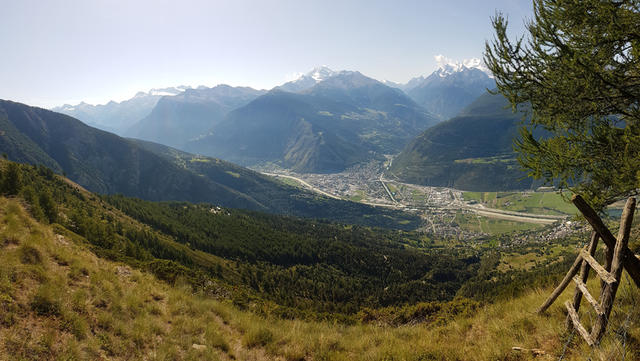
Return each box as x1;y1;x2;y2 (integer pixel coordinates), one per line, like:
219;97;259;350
1;196;638;360
0;159;638;359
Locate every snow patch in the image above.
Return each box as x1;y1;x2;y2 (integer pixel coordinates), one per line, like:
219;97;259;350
287;66;338;83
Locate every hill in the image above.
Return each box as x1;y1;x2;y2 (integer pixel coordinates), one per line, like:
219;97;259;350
390;92;539;191
1;160;637;359
186;71;438;173
0;99;275;209
0;99;421;228
126;85;265;149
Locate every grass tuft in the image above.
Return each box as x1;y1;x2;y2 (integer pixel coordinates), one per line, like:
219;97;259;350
19;245;42;264
31;283;61;316
242;325;274;348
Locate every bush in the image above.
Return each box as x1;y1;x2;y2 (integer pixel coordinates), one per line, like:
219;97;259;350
146;259;191;284
2;163;22;195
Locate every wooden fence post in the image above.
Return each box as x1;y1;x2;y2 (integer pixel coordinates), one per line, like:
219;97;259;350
536;248;586;314
572;195;640;289
590;197;636;343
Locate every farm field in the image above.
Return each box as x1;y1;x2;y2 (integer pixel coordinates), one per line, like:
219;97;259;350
463;191;577;216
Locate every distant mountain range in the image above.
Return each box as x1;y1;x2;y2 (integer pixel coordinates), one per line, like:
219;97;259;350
405;58;495;120
47;60;511;180
126;85;266;149
0;99;421;228
50;60;492;145
389;92;538;191
186;71;438;172
52;86;191;134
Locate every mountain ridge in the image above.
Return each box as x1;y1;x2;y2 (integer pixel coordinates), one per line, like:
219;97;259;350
51;86;191;134
125;85;265;148
186;71;438;172
405;64;496;120
390;92;538;191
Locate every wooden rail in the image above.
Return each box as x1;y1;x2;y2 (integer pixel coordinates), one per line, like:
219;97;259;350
538;196;636;346
565;300;595;346
572;195;640;288
579;250;616;284
565;231;599;329
572;276;603;315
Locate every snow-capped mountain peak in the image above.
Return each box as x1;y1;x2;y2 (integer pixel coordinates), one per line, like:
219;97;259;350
277;66;340;92
307;66;337;81
433;55;491;77
146;86;192;97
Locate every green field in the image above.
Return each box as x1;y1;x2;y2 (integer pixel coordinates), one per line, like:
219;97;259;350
454;212;545;235
349;190;366;202
497;243;567;272
274;176;304;188
463;191;576;216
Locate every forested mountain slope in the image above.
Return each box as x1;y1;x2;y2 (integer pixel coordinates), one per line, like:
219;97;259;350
390;92;540;191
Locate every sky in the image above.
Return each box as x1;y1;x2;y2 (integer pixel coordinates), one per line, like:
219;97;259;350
0;0;532;108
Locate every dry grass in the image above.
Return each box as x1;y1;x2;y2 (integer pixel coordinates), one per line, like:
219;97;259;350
0;197;638;360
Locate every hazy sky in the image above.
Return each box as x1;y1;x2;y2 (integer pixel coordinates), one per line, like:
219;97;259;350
0;0;532;108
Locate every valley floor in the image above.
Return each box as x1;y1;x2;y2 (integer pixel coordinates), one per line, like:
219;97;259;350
1;197;638;360
257;160;583;239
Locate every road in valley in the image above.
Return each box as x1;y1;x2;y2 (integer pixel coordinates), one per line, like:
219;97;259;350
263;171;565;225
261;173;341;199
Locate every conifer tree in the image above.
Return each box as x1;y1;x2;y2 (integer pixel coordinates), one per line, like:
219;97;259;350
3;162;22;195
485;0;640;210
39;190;58;224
